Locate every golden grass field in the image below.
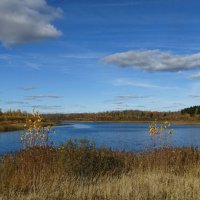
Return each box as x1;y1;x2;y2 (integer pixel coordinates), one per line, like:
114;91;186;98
1;139;200;200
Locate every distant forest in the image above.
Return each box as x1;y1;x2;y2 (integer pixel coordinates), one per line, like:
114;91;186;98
43;107;200;122
0;106;200;130
181;106;200;116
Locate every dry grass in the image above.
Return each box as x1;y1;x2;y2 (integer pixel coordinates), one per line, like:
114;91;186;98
0;123;24;132
1;140;200;200
4;171;200;200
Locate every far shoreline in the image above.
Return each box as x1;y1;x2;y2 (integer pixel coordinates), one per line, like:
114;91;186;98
1;120;200;133
61;120;200;125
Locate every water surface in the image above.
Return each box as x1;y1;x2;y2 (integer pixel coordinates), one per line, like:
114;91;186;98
1;122;200;155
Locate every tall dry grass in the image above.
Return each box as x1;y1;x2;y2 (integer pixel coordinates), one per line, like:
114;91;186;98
4;171;200;200
1;139;200;199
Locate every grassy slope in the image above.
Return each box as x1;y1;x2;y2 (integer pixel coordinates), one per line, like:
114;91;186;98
1;140;200;200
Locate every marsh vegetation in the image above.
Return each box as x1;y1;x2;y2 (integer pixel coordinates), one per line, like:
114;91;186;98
1;143;200;200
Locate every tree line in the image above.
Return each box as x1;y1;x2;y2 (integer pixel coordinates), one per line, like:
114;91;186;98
0;106;200;126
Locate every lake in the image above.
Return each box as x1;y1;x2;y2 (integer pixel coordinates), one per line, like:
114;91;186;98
1;122;200;155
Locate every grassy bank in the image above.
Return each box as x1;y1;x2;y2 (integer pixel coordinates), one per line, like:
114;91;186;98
1;139;200;200
0;122;58;133
0;123;24;132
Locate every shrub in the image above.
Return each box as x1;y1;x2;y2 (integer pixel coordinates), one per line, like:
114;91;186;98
59;139;124;177
148;120;173;148
20;109;54;148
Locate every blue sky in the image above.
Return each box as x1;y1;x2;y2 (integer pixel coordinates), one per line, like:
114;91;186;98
1;0;200;113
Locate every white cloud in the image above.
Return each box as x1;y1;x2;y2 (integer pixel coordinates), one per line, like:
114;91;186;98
116;95;151;99
190;72;200;79
29;105;64;110
0;0;62;46
25;95;63;100
189;95;200;98
112;78;158;88
6;101;28;105
113;101;125;105
17;86;35;91
103;50;200;72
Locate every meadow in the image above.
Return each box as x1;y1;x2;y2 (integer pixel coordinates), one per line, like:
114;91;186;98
1;140;200;200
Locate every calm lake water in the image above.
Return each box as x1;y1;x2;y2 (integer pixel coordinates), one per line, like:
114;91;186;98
1;122;200;155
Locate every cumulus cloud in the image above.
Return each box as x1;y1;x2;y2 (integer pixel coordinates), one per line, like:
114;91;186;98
0;0;62;46
103;50;200;72
190;72;200;79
